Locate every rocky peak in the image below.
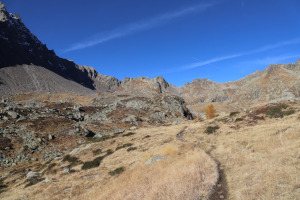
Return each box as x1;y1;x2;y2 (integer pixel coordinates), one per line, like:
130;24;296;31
0;1;8;22
186;78;215;88
153;76;169;89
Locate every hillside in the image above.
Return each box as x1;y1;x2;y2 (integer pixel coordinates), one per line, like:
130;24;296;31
0;97;299;200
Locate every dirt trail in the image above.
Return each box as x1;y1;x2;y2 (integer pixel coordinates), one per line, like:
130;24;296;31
175;126;229;200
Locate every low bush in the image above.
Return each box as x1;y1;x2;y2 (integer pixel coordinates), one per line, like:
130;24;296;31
81;156;105;170
92;148;102;156
204;125;219;134
106;149;114;156
266;103;293;118
235;118;243;122
116;143;133;151
230;111;240;117
109;167;125;176
123;132;136;137
82;149;114;170
81;160;100;170
24;178;45;188
43;163;57;174
62;155;82;167
0;178;7;194
283;110;295;116
127;147;137;152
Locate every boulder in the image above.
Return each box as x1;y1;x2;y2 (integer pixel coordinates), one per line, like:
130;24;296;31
25;171;40;180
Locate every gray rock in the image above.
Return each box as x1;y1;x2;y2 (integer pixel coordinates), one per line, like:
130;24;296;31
93;133;103;138
7;111;18;119
82;174;102;179
145;155;169;165
113;128;125;134
172;120;181;125
121;115;138;125
44;177;54;183
25;171;40;180
130;126;138;130
62;168;71;174
63;187;77;191
69;144;92;155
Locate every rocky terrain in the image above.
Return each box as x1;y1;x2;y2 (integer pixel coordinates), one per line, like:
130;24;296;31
0;93;191;167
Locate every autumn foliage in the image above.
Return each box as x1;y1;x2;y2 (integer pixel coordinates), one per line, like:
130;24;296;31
205;104;216;119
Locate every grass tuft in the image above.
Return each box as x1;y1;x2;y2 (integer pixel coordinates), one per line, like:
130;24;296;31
108;167;125;176
127;147;137;152
235;118;243;122
123;132;136;137
24;178;45;188
62;155;82;167
204;125;219;134
266;103;294;118
230;111;240;117
116;143;133;151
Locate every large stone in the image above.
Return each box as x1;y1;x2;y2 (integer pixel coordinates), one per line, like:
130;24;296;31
25;171;40;180
145;155;169;165
7;111;18;119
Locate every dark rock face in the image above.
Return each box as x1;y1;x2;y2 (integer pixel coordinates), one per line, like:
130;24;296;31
0;3;97;90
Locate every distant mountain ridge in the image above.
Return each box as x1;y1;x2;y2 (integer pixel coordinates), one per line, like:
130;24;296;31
1;1;300;108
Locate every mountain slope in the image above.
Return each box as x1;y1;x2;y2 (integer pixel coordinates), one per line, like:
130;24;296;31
1;1;300;108
0;2;120;95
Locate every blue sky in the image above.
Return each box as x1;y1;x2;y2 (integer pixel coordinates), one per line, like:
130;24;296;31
3;0;300;86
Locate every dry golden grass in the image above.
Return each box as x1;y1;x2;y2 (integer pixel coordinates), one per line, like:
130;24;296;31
182;103;300;200
84;147;218;200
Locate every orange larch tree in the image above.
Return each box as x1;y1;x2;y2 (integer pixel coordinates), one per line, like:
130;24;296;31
205;104;216;119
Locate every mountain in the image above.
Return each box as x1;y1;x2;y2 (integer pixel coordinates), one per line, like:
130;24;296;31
0;2;119;95
1;1;300;109
179;60;300;107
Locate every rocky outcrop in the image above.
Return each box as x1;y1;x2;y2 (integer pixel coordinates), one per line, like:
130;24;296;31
118;76;179;96
77;66;121;92
0;92;192;167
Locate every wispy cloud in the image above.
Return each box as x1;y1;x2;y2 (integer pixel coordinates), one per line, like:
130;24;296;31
63;3;215;53
181;37;300;70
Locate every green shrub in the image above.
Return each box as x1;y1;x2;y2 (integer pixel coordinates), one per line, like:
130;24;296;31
0;178;7;194
230;111;240;117
24;178;45;188
109;167;125;176
81;160;100;170
204;126;219;134
106;149;114;156
116;143;133;151
42;163;57;174
235;118;243;122
62;155;81;167
81;155;105;170
92;148;102;156
122;132;135;137
283;110;295;116
127;147;137;152
143;135;151;139
266;104;290;118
